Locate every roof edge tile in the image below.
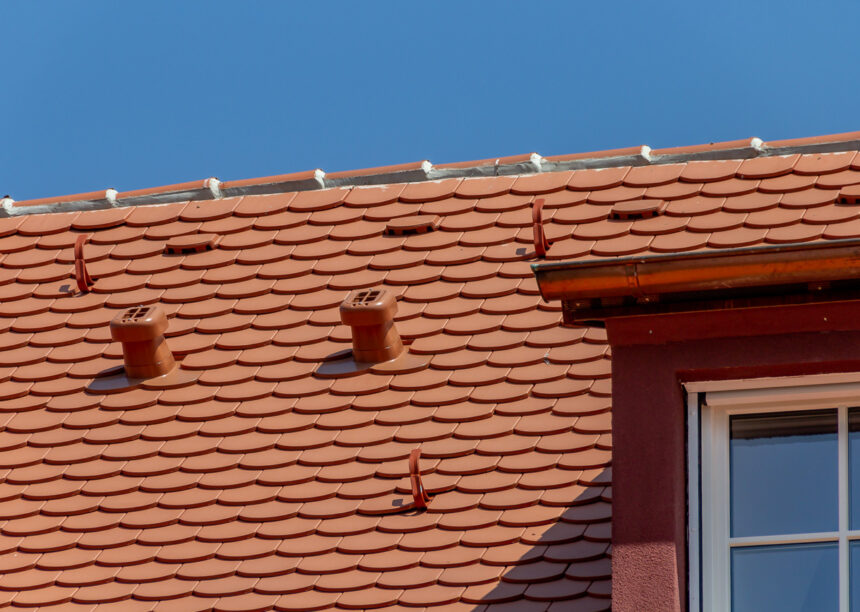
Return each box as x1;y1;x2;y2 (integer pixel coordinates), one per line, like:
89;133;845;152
430;153;542;179
12;189;113;209
542;146;652;173
435;153;538;169
324;161;432;186
220;169;325;197
765;130;860;154
650;137;763;158
545;145;648;163
116;178;219;206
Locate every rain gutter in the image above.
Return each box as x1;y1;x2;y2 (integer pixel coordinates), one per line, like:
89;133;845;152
532;239;860;324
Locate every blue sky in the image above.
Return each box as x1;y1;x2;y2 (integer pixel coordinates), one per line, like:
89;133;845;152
2;1;858;201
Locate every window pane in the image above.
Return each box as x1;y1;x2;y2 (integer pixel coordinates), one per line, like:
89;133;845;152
731;543;838;612
850;408;860;529
730;410;837;537
853;541;860;612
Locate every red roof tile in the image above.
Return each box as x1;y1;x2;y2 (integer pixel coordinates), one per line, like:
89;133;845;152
3;133;860;609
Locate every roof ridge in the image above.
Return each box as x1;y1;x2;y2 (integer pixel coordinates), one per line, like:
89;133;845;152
4;130;860;217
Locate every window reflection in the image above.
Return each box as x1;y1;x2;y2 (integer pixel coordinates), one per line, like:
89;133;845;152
732;543;838;612
849;408;860;530
853;542;860;612
730;410;838;537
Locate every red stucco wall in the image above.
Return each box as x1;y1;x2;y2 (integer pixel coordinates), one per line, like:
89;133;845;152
605;301;860;612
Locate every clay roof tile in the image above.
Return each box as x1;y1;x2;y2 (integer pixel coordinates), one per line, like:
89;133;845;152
2;131;858;609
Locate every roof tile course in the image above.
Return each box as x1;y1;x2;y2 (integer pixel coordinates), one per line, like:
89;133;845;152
4;146;860;609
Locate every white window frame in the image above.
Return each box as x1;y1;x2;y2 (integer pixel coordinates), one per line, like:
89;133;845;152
686;373;860;612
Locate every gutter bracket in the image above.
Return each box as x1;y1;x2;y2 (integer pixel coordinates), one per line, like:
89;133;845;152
624;263;640;297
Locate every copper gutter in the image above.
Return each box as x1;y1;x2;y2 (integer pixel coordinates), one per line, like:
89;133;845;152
532;238;860;309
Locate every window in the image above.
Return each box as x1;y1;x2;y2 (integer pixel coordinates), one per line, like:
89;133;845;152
690;377;860;612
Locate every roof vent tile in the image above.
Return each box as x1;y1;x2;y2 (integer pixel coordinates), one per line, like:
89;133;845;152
384;215;440;236
164;233;218;254
317;289;429;377
340;289;404;364
838;184;860;205
608;199;666;220
109;305;176;379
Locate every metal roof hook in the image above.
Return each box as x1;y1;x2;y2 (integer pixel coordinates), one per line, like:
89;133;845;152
74;234;93;293
532;197;550;258
409;448;430;510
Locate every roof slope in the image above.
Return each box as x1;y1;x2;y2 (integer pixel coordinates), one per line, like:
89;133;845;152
0;143;859;610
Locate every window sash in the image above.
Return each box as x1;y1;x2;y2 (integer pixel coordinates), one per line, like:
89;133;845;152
691;379;860;612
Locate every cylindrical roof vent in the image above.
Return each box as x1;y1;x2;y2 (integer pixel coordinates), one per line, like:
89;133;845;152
110;305;176;379
339;289;404;364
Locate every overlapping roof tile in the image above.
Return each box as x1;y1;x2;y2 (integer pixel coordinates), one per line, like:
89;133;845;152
2;134;860;610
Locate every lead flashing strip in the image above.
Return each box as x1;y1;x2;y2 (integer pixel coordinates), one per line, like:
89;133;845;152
4;135;860;218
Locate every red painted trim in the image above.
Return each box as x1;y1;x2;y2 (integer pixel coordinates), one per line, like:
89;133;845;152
607;300;860;347
606;300;860;612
